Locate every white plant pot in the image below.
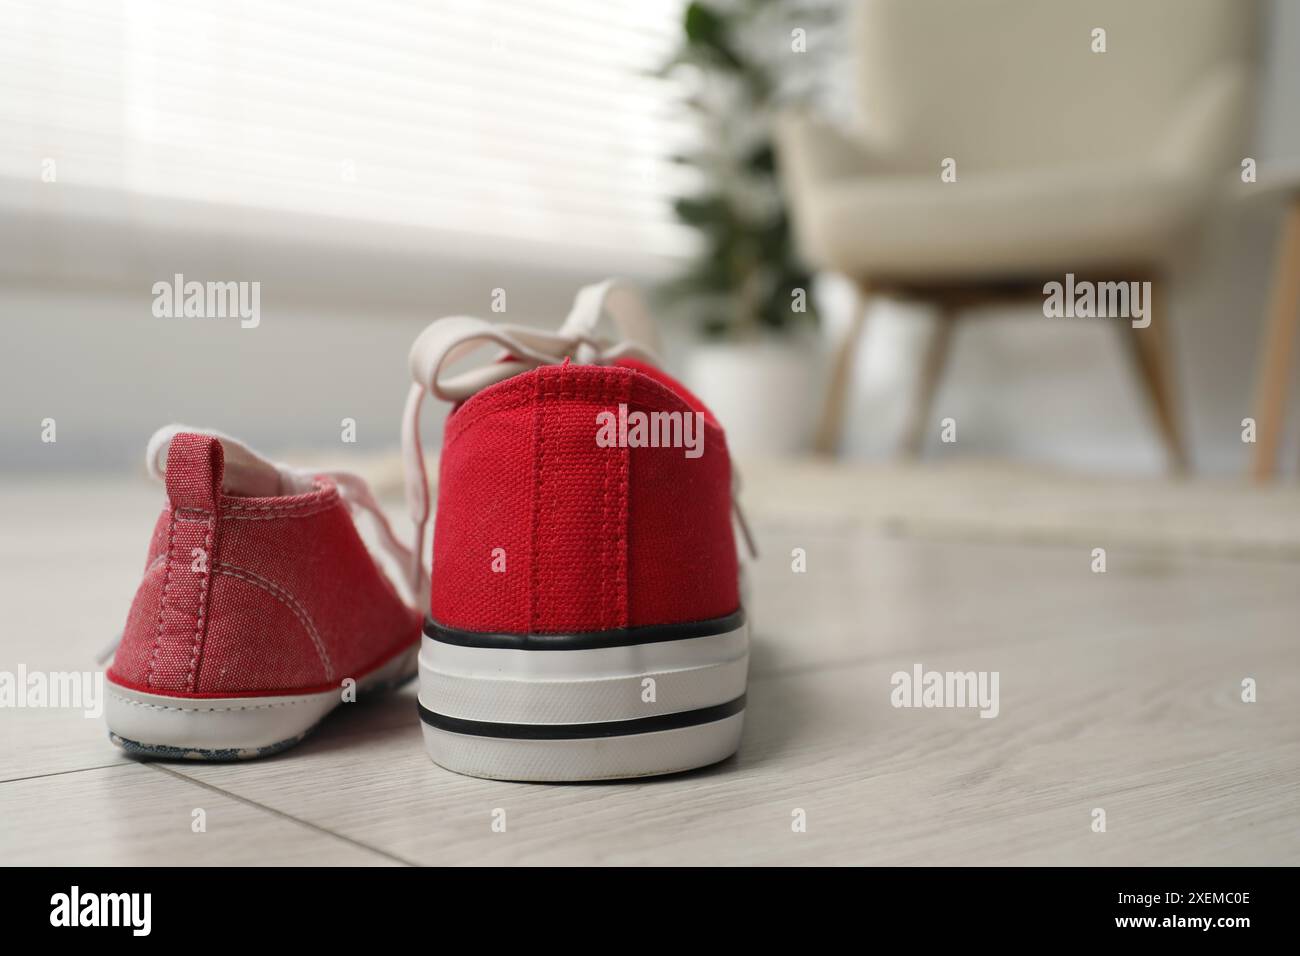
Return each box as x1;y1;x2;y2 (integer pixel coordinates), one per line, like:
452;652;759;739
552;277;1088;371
683;337;819;457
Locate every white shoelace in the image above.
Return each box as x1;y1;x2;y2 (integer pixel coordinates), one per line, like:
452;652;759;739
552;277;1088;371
145;425;419;606
401;279;757;609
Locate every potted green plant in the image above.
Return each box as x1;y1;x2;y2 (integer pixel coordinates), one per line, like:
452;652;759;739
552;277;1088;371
658;0;831;455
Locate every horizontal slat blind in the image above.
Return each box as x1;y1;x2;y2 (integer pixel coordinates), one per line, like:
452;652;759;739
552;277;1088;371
0;0;692;261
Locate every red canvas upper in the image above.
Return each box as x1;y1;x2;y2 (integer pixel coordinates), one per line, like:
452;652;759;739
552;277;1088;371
109;433;420;697
429;359;740;634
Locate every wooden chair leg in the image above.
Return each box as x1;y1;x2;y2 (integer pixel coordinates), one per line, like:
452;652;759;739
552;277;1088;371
1250;198;1300;482
813;282;870;455
1119;276;1188;474
901;307;956;458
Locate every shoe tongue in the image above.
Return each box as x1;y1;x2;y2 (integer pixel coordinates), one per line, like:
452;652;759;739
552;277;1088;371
147;425;315;497
219;443;312;497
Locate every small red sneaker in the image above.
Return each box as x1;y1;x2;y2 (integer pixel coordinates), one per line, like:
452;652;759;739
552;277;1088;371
402;280;754;781
105;427;421;759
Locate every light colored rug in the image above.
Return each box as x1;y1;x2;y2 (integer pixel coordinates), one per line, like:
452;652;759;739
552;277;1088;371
739;458;1300;560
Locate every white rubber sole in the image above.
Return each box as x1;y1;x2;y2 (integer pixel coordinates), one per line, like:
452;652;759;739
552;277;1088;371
417;612;748;781
105;645;417;760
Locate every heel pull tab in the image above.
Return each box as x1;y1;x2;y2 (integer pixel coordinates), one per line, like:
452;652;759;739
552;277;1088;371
147;433;223;692
162;433;225;510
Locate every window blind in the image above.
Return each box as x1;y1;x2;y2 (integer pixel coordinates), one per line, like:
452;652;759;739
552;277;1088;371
0;0;692;263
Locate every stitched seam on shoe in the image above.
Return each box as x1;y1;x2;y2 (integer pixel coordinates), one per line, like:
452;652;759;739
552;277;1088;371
218;501;333;513
175;487;338;515
212;563;335;681
185;513;216;691
530;371;545;632
172;496;340;520
146;514;178;689
174;506;340;522
219;507;339;522
613;372;630;628
600;374;612;628
446;369;719;446
442;370;680;452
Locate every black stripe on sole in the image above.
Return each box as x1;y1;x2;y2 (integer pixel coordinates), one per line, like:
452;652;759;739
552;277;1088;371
418;694;746;740
424;609;745;651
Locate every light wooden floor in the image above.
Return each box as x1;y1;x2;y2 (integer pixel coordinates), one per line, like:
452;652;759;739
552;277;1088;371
2;463;1298;865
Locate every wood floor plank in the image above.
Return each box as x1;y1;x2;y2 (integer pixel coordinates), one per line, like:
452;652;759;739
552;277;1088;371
0;710;131;783
0;763;400;865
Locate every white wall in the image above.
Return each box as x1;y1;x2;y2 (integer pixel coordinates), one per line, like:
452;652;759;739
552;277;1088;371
0;179;666;473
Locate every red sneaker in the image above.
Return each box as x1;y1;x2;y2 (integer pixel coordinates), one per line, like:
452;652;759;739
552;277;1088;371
402;280;754;781
105;427;421;759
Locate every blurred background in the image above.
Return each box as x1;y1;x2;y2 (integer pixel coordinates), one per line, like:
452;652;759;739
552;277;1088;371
2;0;1300;479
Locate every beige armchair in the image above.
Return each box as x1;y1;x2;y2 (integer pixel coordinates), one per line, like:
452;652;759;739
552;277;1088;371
777;0;1257;464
